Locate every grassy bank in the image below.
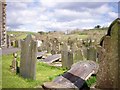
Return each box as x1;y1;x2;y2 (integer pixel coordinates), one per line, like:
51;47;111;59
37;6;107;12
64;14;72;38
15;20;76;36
2;52;96;88
2;53;66;88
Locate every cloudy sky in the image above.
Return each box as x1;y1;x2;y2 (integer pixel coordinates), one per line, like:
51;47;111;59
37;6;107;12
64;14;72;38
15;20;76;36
6;0;119;32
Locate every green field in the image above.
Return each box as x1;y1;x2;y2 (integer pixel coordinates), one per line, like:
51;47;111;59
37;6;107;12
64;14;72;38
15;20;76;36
7;31;36;40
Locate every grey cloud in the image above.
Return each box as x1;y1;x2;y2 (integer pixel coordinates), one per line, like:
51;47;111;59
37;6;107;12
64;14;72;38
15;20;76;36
54;2;107;11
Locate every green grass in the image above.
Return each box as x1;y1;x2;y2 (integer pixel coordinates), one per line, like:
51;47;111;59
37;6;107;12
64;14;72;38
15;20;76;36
2;53;66;88
86;76;96;87
2;52;96;88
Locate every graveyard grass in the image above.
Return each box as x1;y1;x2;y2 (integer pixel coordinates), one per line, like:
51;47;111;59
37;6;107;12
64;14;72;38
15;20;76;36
2;53;67;88
2;52;97;88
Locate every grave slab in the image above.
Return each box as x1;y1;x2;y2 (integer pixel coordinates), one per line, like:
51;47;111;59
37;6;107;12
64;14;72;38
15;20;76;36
43;61;99;89
42;54;61;64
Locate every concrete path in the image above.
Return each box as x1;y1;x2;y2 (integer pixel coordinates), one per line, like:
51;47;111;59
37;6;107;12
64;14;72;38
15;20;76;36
1;48;21;55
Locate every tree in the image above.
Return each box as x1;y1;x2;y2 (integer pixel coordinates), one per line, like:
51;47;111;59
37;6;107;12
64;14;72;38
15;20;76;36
94;25;101;29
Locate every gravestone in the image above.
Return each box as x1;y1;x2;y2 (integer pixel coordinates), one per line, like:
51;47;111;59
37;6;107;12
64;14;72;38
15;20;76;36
43;61;99;89
61;43;73;69
87;46;97;61
72;43;84;63
82;46;87;60
41;40;47;51
51;38;60;54
37;51;47;59
10;53;18;73
14;40;18;47
96;18;120;89
71;43;78;53
76;39;82;48
74;49;84;63
67;50;74;69
20;35;37;80
42;54;61;64
61;43;68;68
17;40;21;48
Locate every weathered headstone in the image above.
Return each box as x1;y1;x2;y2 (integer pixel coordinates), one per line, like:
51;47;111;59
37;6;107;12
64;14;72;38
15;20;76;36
71;43;84;63
96;18;120;89
61;43;73;69
20;35;37;80
14;40;18;47
74;49;84;63
82;46;87;60
61;43;68;68
18;40;21;48
43;61;99;89
87;46;97;61
37;51;47;59
51;38;60;54
42;54;61;64
10;53;18;73
67;50;74;69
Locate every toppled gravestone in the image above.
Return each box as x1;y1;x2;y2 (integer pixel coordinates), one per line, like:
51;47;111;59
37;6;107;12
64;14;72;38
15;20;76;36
37;51;47;59
96;18;120;89
42;54;61;64
42;61;99;89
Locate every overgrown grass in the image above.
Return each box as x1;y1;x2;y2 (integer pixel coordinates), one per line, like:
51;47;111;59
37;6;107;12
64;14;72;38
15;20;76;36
2;52;96;88
2;53;66;88
86;75;96;87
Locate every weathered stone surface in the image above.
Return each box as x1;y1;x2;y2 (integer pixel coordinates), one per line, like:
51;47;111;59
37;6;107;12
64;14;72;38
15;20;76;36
96;18;120;89
67;50;74;69
20;35;37;80
87;46;97;61
61;43;68;68
43;61;99;89
74;49;84;63
82;46;87;60
37;51;47;58
42;54;61;64
14;40;18;47
61;43;73;69
10;53;18;73
71;43;84;63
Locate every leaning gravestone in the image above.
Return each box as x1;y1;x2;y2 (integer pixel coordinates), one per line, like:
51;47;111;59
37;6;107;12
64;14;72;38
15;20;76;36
96;18;120;89
20;35;37;80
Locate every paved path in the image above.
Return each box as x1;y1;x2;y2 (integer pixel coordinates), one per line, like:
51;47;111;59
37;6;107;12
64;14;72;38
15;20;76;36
1;48;47;57
1;48;21;55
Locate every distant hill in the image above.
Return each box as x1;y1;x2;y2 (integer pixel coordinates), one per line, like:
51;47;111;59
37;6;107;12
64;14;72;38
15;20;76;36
7;31;36;41
7;28;108;43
